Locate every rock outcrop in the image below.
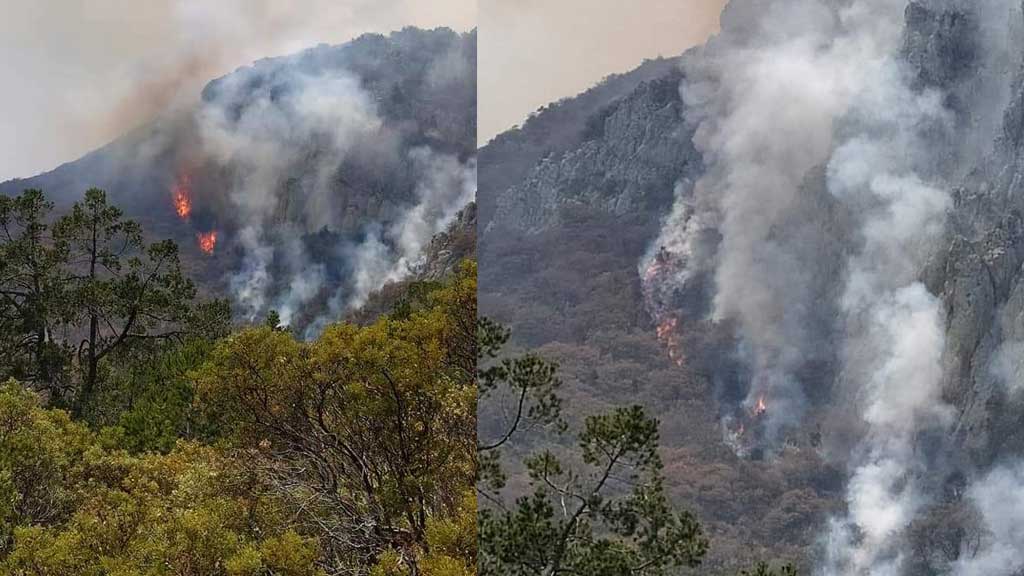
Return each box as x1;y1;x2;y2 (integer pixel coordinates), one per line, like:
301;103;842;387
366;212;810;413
489;71;698;233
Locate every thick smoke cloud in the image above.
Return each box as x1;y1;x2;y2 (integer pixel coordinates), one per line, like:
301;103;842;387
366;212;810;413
656;0;923;442
331;148;476;322
953;462;1024;576
821;49;957;572
646;0;1024;572
189;40;476;332
0;0;475;182
2;7;477;336
197;67;383;322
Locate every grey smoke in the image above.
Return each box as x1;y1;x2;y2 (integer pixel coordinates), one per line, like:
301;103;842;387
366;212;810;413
231;226;275;319
647;0;1024;572
0;0;475;181
657;0;919;441
953;462;1024;576
197;66;383;322
990;339;1024;393
275;232;328;328
337;147;476;311
194;50;476;331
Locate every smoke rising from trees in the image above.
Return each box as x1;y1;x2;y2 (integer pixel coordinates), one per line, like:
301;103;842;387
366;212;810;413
645;0;1024;572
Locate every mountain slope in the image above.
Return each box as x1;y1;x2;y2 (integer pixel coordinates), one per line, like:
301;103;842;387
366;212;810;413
480;45;835;575
1;27;477;333
479;1;1024;573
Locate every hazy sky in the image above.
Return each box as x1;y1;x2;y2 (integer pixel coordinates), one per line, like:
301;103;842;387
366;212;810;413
0;0;727;180
0;0;475;181
479;0;726;145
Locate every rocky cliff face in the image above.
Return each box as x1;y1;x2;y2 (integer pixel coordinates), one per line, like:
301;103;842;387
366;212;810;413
480;1;1024;572
420;202;476;280
928;66;1024;469
488;70;697;233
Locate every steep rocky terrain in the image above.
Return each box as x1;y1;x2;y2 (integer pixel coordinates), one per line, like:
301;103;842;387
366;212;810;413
480;1;1024;573
1;27;477;332
480;41;834;576
485;65;696;233
925;15;1024;467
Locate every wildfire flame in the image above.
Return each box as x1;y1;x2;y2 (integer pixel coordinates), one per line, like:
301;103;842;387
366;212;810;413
172;174;192;220
656;317;677;340
197;231;217;254
656;316;685;367
644;247;689;367
644;260;665;283
753;395;768;417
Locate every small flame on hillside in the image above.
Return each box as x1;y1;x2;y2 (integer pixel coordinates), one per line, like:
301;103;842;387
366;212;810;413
644;260;665;283
753;395;767;417
643;247;688;368
656;317;686;366
197;231;217;254
172;174;192;220
656;317;677;340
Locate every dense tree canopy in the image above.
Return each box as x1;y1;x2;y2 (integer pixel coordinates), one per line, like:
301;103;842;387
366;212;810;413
196;261;477;572
0;188;478;576
0;188;804;575
0;189;222;415
477;319;798;576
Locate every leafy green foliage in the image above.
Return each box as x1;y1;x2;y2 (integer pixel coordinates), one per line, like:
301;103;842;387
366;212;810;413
0;380;93;554
0;383;325;575
93;339;219;453
477;322;709;576
195;261;478;573
479;405;708;576
477;317;564;492
0;190;72;390
0;189;228;416
0;189;476;575
54;188;199;415
476;323;799;575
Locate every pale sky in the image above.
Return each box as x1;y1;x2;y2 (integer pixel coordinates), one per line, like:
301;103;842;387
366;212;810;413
0;0;727;180
479;0;726;145
0;0;476;181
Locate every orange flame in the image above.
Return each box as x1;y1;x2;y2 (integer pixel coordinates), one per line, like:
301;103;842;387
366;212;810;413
753;395;767;417
197;231;217;254
656;317;685;367
644;260;664;283
172;174;192;220
656;317;678;340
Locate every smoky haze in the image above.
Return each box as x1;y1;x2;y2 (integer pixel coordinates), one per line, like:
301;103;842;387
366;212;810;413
0;0;475;182
642;0;1024;573
478;0;726;146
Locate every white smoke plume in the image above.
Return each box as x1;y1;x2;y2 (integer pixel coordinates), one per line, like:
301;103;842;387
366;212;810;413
953;462;1024;576
990;339;1024;393
198;67;383;322
655;0;921;441
188;42;475;333
823;61;955;576
646;0;1023;572
231;226;275;319
338;147;476;310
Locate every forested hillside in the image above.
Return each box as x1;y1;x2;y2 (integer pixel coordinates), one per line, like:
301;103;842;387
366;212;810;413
479;55;830;574
0;188;476;575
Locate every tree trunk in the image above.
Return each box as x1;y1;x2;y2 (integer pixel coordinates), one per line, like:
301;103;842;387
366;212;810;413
77;218;99;416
